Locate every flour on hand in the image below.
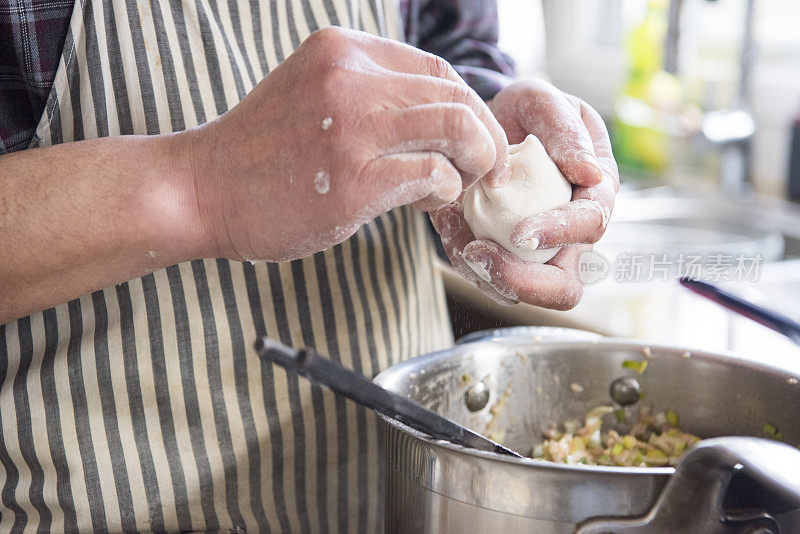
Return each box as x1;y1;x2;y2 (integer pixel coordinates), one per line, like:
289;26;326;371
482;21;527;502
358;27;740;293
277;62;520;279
315;171;331;194
462;134;572;263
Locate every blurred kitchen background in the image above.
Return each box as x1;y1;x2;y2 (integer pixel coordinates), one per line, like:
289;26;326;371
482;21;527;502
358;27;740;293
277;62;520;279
443;0;800;366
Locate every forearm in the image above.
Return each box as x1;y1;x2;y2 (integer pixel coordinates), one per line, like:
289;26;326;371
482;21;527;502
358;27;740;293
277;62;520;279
0;134;208;323
0;26;515;324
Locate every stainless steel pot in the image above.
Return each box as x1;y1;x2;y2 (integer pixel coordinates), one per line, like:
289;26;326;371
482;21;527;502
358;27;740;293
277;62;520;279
454;326;602;345
374;330;800;533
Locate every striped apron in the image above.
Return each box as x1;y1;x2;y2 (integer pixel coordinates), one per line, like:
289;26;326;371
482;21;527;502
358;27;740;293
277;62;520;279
0;0;453;531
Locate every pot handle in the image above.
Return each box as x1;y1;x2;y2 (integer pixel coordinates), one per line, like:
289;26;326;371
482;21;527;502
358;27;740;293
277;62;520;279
576;437;800;534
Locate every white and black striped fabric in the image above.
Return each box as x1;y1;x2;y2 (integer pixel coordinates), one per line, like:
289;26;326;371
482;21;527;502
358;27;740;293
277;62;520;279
0;0;453;531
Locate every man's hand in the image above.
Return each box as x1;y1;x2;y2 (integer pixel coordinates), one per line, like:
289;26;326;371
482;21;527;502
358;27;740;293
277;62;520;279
0;26;510;323
430;79;619;309
183;26;509;262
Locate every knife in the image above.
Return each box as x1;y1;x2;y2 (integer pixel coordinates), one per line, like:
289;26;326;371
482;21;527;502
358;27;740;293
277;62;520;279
254;337;523;458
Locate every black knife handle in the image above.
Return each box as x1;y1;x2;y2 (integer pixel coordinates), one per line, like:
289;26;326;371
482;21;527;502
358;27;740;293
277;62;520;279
254;337;522;458
680;278;800;346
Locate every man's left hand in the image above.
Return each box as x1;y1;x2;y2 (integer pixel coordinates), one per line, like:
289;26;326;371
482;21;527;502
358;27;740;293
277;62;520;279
431;79;619;310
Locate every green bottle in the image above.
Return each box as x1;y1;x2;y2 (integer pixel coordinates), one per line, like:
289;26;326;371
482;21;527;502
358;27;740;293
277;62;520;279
612;0;682;173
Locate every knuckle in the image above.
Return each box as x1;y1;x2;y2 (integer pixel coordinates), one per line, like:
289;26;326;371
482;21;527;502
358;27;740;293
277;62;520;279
445;103;476;139
445;80;473;106
580;97;604;122
604;159;621;184
565;93;585;112
525;86;560;114
424;52;457;80
422;153;439;175
306;26;348;50
423;153;449;179
523;77;552;93
319;66;349;108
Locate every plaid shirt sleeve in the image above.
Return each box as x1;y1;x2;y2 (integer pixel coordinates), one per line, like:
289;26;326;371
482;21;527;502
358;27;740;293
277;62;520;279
0;0;72;155
0;0;514;154
400;0;516;101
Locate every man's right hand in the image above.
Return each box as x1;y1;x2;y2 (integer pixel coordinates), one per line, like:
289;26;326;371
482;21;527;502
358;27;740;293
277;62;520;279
180;26;509;263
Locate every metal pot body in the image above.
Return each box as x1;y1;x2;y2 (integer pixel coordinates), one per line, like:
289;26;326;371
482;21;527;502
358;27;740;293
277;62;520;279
374;334;800;532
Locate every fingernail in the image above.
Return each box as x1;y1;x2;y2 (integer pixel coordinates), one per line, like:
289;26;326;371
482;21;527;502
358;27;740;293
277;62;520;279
495;160;512;185
518;236;540;251
493;282;519;302
600;206;611;228
463;248;492;283
435;208;461;239
511;232;541;250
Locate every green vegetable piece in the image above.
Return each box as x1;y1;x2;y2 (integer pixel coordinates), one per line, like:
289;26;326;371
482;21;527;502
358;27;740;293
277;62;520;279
614;409;626;423
763;422;783;440
665;409;679;426
622;360;648;374
612;442;624;455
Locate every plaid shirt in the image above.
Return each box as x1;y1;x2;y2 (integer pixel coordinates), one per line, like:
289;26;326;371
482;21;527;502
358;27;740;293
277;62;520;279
0;0;73;153
0;0;514;155
401;0;514;100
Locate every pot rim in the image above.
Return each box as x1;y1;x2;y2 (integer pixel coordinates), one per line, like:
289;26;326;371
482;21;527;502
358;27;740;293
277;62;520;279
374;336;800;475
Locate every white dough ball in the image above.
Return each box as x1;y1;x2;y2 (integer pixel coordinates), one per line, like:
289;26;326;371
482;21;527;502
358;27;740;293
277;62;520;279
462;134;572;263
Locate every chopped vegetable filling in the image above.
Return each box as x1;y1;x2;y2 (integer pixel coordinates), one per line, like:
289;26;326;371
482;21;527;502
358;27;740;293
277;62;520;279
622;360;648;374
763;422;783;440
533;405;701;467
